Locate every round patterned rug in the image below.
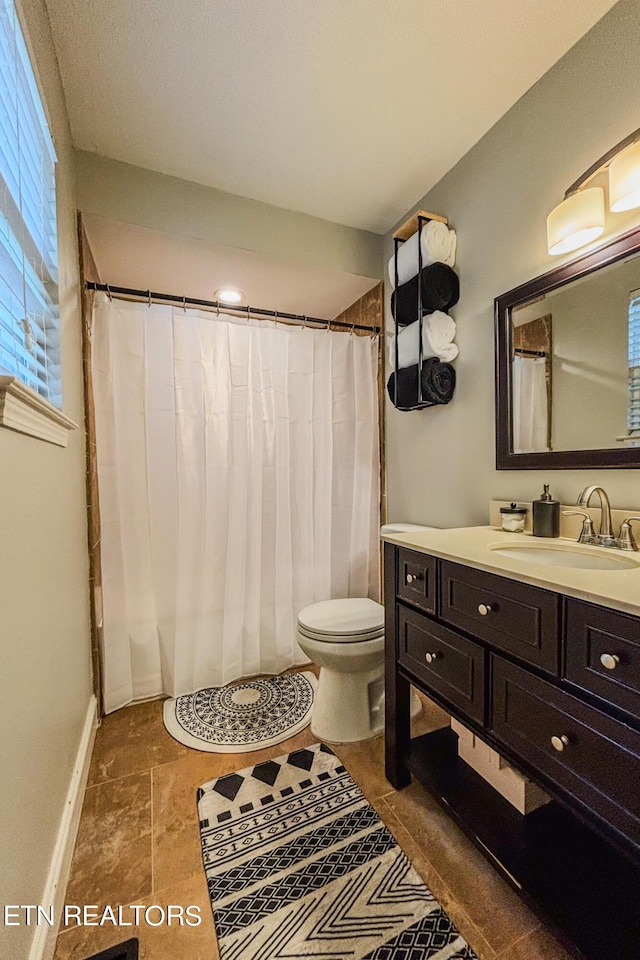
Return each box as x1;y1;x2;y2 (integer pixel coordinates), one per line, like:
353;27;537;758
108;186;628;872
163;671;317;753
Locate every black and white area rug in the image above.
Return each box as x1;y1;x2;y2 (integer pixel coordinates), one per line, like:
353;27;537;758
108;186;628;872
163;671;316;753
198;742;479;959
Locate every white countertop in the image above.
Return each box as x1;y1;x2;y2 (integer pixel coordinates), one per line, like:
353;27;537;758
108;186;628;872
382;525;640;617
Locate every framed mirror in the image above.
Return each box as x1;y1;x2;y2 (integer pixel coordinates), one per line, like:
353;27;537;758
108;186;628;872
495;224;640;469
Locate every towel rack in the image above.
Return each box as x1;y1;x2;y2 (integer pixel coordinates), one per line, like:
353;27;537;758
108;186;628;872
391;210;449;411
393;210;448;240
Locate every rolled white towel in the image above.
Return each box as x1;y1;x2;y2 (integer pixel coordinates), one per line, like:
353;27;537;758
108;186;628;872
388;221;457;287
388;311;458;369
425;310;456;357
430;340;459;364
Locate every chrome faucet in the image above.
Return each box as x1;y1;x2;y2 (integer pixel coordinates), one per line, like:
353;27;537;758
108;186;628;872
576;486;616;547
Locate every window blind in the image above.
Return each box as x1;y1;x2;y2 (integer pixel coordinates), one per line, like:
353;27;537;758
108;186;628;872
0;0;59;407
629;289;640;433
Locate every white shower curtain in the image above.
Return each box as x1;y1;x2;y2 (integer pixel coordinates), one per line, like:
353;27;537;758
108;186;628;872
92;295;380;714
512;355;549;453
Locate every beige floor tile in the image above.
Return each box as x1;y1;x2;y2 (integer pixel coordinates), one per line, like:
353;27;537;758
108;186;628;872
496;924;576;960
372;797;497;960
151;726;317;891
88;669;319;789
54;873;218;960
63;772;152;926
385;781;539;955
88;699;190;787
411;689;451;737
329;688;449;803
59;679;572;960
331;734;391;801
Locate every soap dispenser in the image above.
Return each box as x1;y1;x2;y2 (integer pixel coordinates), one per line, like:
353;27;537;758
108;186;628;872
533;484;560;538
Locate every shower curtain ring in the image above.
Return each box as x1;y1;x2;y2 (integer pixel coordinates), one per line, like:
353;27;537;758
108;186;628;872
274;309;278;327
302;315;307;330
350;319;355;336
105;283;112;301
182;296;187;313
147;289;152;307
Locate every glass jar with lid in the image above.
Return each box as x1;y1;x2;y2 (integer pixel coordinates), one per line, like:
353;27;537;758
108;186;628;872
499;503;528;533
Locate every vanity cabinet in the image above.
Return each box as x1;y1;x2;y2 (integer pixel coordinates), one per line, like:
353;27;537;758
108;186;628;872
492;656;640;844
564;599;640;723
398;605;485;723
396;548;437;612
439;559;560;673
385;542;640;960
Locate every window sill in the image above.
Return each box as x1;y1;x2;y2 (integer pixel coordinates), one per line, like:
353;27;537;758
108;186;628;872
0;376;78;447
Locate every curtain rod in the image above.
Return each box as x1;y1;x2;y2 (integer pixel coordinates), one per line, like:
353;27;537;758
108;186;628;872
85;282;381;334
513;347;547;357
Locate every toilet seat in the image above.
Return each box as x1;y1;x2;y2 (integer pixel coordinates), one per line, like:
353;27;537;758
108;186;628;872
297;598;384;644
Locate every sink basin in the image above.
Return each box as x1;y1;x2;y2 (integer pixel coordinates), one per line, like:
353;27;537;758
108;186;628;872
489;542;640;571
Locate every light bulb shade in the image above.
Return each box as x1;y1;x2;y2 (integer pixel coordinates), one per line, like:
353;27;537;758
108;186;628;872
609;141;640;213
215;288;245;304
546;187;605;256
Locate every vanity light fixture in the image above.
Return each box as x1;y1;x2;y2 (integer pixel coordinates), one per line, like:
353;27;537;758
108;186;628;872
215;287;245;304
547;127;640;255
609;140;640;213
547;188;605;256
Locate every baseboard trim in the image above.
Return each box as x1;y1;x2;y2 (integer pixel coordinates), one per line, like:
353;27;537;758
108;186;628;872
29;694;98;960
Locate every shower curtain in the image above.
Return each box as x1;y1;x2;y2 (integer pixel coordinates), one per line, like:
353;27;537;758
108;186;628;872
512;355;549;453
91;294;380;713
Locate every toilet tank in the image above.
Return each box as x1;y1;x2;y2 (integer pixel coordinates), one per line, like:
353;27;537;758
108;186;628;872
380;522;436;535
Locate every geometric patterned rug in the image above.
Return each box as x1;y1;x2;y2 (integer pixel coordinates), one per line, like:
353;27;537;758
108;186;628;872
198;742;479;959
163;671;316;753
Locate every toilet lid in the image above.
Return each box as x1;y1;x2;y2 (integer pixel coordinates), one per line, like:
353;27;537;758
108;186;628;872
297;598;385;643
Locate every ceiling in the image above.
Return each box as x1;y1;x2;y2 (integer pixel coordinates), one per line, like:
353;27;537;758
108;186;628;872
82;215;378;319
46;0;618;234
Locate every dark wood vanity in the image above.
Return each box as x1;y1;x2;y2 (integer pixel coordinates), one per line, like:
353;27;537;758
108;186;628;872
385;542;640;960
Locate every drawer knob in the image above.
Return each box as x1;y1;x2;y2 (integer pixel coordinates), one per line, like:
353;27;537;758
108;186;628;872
600;653;620;671
551;734;570;752
406;572;423;585
478;603;492;616
425;651;440;664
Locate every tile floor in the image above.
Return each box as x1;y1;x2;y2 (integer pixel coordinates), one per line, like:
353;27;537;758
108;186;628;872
53;685;572;960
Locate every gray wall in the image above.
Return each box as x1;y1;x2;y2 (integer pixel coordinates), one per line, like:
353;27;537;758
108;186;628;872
75;150;384;281
1;1;92;957
385;0;640;526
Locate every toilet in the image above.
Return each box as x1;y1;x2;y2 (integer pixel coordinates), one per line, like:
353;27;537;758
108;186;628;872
297;522;434;743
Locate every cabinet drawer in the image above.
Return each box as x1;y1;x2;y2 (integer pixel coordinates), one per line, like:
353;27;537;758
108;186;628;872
491;656;640;848
398;605;485;723
396;548;436;613
565;599;640;724
440;560;560;674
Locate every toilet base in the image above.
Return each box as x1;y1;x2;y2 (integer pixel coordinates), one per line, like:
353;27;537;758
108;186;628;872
310;664;422;744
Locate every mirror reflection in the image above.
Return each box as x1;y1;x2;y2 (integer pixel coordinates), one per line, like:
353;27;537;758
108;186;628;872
511;253;640;453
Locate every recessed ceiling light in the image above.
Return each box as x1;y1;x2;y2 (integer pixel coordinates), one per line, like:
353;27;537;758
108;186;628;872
215;287;245;304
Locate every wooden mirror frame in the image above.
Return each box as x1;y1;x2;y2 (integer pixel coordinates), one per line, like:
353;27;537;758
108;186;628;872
495;223;640;470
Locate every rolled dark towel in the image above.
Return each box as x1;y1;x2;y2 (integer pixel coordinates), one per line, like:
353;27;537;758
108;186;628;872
387;357;456;410
391;262;460;326
421;356;456;404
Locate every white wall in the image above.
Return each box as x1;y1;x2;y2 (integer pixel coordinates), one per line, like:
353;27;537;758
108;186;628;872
385;0;640;526
75;150;384;281
0;2;92;958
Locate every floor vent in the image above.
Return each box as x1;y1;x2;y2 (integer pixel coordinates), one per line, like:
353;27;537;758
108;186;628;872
84;940;138;960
